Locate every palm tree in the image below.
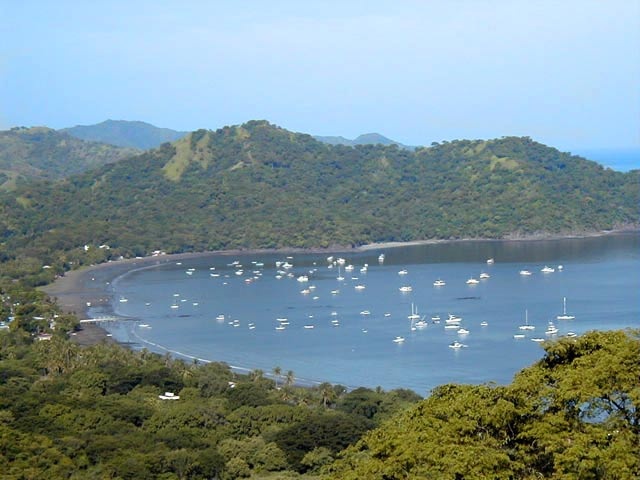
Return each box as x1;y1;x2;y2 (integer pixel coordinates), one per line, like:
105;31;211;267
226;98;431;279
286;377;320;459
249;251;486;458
318;382;336;408
285;370;295;388
250;369;264;382
273;366;282;388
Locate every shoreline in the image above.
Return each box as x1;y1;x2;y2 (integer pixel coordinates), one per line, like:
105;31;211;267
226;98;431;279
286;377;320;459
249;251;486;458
42;229;638;346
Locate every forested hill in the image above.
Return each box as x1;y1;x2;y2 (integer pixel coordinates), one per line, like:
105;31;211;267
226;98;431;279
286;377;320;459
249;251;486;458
61;119;188;149
1;120;637;281
0;127;138;187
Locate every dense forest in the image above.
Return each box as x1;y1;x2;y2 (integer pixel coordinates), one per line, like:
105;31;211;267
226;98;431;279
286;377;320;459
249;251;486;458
0;127;138;187
1;287;637;479
0;120;638;478
0;121;637;286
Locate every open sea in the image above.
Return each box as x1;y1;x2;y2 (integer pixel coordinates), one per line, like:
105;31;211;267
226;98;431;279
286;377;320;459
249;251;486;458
94;233;640;395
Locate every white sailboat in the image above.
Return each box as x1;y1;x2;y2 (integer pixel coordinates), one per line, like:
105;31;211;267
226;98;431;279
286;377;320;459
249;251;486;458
557;297;575;320
518;310;535;330
408;303;420;320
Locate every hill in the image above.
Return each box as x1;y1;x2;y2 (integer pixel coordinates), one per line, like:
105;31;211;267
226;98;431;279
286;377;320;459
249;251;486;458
314;132;413;149
0;120;637;283
0;127;138;188
62;119;188;149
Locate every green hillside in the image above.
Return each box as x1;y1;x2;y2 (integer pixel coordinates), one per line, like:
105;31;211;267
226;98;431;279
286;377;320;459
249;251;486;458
62;119;188;149
0;127;138;187
0;120;637;284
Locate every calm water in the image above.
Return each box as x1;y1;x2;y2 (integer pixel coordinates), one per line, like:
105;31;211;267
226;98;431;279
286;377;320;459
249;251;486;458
97;233;640;395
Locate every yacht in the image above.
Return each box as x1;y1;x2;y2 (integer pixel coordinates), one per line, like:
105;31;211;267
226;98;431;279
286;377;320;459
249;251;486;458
556;297;575;320
354;285;366;290
449;341;465;349
479;272;490;279
513;334;526;339
408;303;421;320
393;336;405;343
541;266;555;273
433;279;446;287
518;310;535;330
457;327;470;335
398;269;408;275
545;323;559;335
378;253;385;263
445;314;462;324
431;315;441;322
466;277;479;285
486;258;495;264
480;321;488;326
531;338;545;343
399;285;413;292
519;270;532;276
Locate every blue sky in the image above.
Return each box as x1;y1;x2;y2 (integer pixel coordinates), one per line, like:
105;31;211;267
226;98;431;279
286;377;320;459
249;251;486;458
1;0;638;150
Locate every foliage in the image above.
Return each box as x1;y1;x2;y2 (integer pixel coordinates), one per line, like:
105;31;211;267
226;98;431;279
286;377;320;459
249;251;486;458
0;122;637;277
0;126;138;186
326;330;640;479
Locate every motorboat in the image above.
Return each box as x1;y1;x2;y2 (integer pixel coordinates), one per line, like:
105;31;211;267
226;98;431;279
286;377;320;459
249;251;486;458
433;279;446;286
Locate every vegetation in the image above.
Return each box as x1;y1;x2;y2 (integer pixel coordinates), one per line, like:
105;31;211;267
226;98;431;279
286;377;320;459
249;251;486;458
0;120;638;477
0;121;637;284
327;330;640;479
0;127;138;187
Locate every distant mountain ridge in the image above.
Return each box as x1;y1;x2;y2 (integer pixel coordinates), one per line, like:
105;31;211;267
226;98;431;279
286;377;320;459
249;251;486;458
62;119;188;149
314;132;414;149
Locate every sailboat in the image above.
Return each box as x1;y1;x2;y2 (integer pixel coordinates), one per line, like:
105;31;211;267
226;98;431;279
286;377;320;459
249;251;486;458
518;309;535;330
408;303;420;320
557;297;575;320
336;266;344;282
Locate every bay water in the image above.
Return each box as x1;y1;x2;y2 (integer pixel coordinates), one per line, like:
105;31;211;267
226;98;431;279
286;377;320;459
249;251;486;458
98;233;639;395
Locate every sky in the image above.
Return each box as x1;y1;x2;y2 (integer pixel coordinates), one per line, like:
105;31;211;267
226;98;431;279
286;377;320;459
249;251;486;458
1;0;639;150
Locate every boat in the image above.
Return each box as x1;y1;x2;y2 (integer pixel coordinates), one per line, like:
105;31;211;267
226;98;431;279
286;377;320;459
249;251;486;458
393;336;405;343
119;297;128;303
433;279;446;286
457;327;470;335
408;303;420;320
480;321;488;326
354;285;366;290
378;253;385;263
445;314;462;324
360;310;371;316
398;269;408;275
531;338;545;342
556;297;575;320
444;324;460;330
519;270;532;276
345;264;355;272
360;264;368;273
138;323;151;328
304;325;315;329
449;341;465;349
399;286;413;292
518;310;535;330
466;277;479;285
414;319;428;329
431;315;441;322
545;323;559;335
486;258;495;264
479;272;490;279
513;334;525;339
297;275;309;282
384;313;391;317
541;266;555;273
216;314;225;321
275;325;286;331
336;266;345;282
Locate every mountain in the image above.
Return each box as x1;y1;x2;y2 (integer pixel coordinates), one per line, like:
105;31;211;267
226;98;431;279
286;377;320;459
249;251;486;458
0;120;637;282
62;119;188;149
0;127;138;188
314;132;413;149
